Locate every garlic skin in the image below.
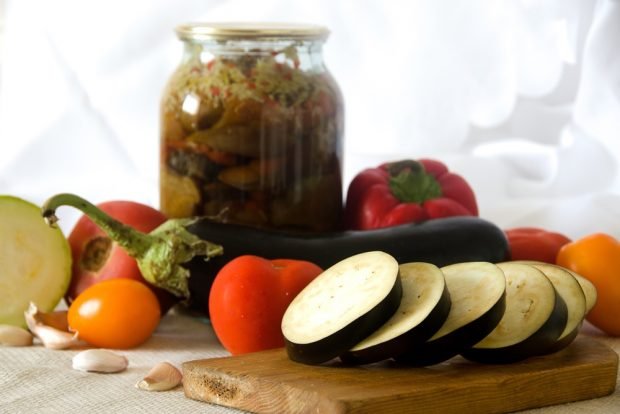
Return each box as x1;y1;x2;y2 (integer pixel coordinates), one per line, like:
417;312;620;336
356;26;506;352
32;308;69;332
32;325;79;350
72;349;128;373
0;325;34;347
24;302;78;350
136;362;183;391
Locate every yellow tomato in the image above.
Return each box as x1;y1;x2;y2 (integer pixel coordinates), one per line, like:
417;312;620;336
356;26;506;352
68;279;161;349
557;233;618;336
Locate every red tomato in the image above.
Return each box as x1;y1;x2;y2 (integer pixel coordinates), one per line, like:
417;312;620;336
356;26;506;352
209;256;322;355
68;278;161;349
66;201;173;311
505;227;572;264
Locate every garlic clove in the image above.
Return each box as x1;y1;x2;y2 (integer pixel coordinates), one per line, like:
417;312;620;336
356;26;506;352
72;349;128;373
24;302;79;350
33;325;79;350
136;361;183;391
0;325;34;347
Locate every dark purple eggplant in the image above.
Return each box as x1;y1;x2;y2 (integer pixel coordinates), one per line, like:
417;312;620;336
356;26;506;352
42;193;509;316
184;215;509;313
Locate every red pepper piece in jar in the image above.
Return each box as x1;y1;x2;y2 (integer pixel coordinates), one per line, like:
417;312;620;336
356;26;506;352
505;227;572;264
344;159;478;230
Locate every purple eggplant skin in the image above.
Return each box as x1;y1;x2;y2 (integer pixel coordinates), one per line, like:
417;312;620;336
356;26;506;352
540;324;580;355
184;217;510;315
285;274;403;365
461;290;568;364
395;292;507;367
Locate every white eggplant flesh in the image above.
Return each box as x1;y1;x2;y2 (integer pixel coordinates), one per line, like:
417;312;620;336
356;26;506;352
281;251;402;365
566;270;597;314
341;262;450;365
462;263;567;364
396;262;506;366
528;263;586;353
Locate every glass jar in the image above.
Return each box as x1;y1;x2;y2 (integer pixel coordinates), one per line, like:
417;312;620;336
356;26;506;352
160;22;344;232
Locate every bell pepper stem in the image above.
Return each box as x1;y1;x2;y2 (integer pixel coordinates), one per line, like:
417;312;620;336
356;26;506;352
386;162;442;204
41;193;223;300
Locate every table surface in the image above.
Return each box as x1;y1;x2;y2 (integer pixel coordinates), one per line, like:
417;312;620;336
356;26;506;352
1;309;618;414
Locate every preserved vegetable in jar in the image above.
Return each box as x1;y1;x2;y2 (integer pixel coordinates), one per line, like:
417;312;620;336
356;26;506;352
160;23;344;232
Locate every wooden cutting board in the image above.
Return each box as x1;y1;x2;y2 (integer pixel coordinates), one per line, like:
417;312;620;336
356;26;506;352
182;336;618;414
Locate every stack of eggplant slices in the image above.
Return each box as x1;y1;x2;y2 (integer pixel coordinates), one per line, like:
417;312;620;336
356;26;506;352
281;251;597;366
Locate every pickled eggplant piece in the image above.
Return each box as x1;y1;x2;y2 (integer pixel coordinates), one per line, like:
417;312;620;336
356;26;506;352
160;170;201;218
179;95;224;132
217;164;261;191
187;126;261;158
211;98;263;128
167;149;220;181
161;112;187;142
270;174;342;232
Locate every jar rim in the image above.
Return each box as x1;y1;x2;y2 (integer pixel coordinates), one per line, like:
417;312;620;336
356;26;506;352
175;22;330;42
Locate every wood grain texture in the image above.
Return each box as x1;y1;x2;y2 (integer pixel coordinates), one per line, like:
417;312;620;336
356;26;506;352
182;336;618;414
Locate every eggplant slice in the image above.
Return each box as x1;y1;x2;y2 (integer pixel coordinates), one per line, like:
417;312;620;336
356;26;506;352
340;262;450;365
396;262;506;366
566;269;597;314
462;263;568;364
527;263;586;354
281;251;402;365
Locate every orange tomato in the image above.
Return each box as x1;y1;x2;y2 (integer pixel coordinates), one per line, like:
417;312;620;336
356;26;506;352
68;279;161;349
556;233;620;336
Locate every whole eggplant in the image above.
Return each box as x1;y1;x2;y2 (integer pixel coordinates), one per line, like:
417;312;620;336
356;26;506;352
184;216;509;313
42;194;509;316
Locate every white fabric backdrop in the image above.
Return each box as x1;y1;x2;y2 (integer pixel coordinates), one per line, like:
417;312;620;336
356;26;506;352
0;0;619;238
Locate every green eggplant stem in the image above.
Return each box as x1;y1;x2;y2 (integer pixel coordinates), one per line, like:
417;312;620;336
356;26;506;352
41;193;224;300
42;193;155;257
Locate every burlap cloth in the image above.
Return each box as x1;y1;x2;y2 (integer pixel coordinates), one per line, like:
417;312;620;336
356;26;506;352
1;310;618;414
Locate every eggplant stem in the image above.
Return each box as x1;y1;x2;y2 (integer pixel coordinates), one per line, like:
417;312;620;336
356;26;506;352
42;193;154;258
41;193;224;299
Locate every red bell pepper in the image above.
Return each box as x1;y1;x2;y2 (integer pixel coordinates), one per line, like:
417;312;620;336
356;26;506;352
344;159;478;230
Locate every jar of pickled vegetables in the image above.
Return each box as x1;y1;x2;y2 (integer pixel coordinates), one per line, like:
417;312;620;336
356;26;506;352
160;22;344;232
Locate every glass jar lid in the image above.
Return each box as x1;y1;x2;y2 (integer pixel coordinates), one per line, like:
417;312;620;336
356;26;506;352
175;22;330;42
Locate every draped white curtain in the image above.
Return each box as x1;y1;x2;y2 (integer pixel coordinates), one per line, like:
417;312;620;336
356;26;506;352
0;0;618;237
